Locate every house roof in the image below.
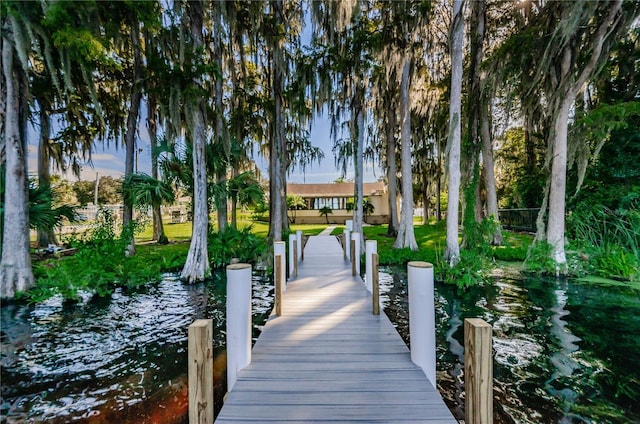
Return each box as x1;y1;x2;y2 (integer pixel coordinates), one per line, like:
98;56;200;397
287;182;386;198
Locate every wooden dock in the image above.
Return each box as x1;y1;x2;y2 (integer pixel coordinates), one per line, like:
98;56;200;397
215;234;457;423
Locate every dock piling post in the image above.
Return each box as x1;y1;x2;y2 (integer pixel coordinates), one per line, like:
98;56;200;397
365;240;377;292
372;253;380;315
293;243;298;277
351;239;356;275
288;233;296;279
407;261;436;386
344;229;351;261
465;318;493;424
275;254;283;316
226;263;252;392
274;242;286;292
351;232;361;276
296;230;303;262
188;319;213;424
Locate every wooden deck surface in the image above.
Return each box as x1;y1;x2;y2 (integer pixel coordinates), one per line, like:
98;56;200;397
215;235;457;423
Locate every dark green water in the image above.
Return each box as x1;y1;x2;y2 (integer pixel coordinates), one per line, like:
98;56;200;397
1;266;638;423
379;266;640;423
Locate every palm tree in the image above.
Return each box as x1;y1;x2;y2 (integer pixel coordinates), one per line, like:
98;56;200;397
319;206;333;224
363;198;374;224
1;171;76;251
287;195;306;224
228;172;264;228
122;174;175;244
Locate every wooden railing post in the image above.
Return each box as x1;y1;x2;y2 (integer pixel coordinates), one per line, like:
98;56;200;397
372;253;379;315
351;239;356;276
293;243;298;278
274;241;286;292
275;254;283;316
465;318;493;424
296;230;303;262
351;232;361;276
188;319;213;424
344;229;351;261
365;240;377;292
288;233;296;279
226;263;252;392
407;261;436;386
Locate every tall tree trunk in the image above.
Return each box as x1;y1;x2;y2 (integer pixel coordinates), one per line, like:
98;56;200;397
547;96;572;269
214;4;227;233
385;104;399;236
231;168;239;229
481;103;502;245
123;20;143;257
436;149;442;222
147;95;166;243
181;0;210;282
422;170;429;225
394;57;417;250
36;99;58;247
353;93;365;251
1;37;34;298
461;0;484;245
444;0;464;265
268;15;285;242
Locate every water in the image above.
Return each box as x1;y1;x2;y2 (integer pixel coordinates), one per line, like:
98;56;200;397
2;266;639;423
1;270;273;423
379;266;640;423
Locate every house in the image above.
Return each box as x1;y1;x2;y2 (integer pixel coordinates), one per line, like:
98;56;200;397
286;182;390;224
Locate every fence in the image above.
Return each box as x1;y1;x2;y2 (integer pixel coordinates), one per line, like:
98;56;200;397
498;208;539;233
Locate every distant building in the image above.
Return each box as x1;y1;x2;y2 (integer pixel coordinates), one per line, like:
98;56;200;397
286;182;389;224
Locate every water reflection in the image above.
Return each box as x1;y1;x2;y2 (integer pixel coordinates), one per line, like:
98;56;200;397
379;266;640;424
0;270;273;423
2;265;638;423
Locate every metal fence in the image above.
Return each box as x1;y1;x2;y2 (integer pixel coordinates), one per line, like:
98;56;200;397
498;208;539;233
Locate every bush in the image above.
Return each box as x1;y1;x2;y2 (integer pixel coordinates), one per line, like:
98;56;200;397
208;225;267;269
24;210;161;303
567;200;640;279
437;249;488;289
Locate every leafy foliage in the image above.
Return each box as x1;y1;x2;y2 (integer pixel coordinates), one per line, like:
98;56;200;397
122;173;175;209
22;210;159;303
318;206;333;223
207;226;267;269
524;241;559;275
567;201;640;280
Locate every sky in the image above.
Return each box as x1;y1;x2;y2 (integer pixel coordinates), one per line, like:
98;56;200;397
27;11;383;185
28;108;383;184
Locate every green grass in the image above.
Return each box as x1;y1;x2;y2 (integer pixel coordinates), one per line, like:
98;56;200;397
136;220;330;242
137;221;193;242
362;222;447;266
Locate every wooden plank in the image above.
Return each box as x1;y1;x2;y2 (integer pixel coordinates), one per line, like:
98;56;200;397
188;319;213;424
215;235;456;423
275;255;282;316
465;318;493;424
372;252;380;315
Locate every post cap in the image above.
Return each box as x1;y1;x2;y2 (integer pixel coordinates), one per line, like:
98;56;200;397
408;261;433;269
227;263;251;270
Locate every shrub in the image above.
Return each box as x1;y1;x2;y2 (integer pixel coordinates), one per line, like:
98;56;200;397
24;210;161;303
208;225;267;269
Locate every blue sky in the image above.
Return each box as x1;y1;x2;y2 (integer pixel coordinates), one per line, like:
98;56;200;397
28;109;382;184
27;12;382;184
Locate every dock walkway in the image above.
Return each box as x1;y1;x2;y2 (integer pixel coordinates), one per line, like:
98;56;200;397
216;234;457;423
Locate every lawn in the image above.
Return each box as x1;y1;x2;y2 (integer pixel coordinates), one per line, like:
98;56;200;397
136;220;330;242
